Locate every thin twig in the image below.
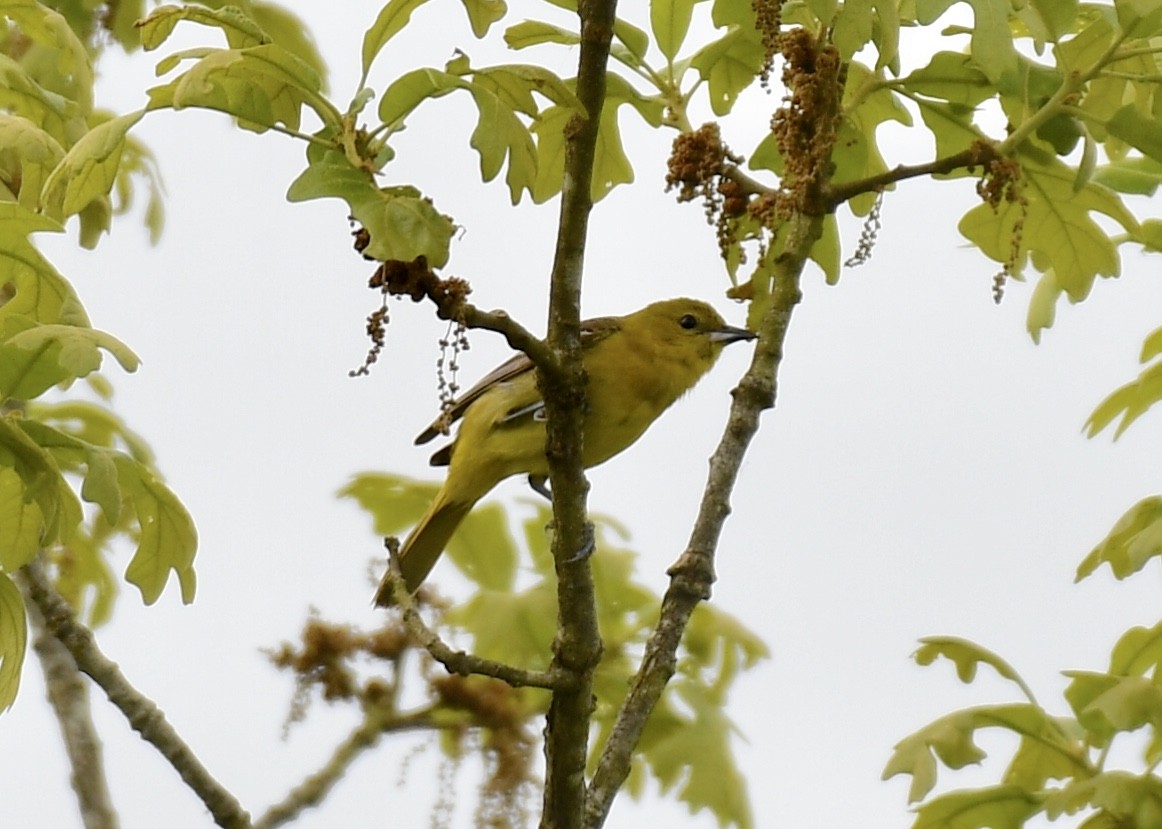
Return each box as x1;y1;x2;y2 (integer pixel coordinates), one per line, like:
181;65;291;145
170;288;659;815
383;549;571;691
253;707;436;829
21;559;252;829
19;567;120;829
822;144;997;209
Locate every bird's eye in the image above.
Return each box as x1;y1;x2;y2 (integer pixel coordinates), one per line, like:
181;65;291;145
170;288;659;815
679;314;698;330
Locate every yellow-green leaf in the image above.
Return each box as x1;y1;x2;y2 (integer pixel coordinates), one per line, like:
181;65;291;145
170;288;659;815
651;0;697;62
0;465;43;570
1077;496;1162;580
118;457;197;605
911;785;1042;829
0;320;139;401
0;572;26;712
361;0;430;82
914;636;1026;686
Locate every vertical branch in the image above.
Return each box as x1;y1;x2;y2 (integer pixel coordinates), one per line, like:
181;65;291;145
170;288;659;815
20;572;120;829
584;211;820;829
21;559;253;829
585;25;845;828
539;1;618;828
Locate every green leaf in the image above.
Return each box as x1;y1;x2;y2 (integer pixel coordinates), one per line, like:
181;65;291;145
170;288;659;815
645;681;753;829
147;44;326;133
504;19;581;50
40;110;143;223
0;203;84;328
444;501;519;591
0;53;80;147
914;0;1019;83
1105;105;1162;164
1048;772;1162;826
836;62;912;213
651;0;697;62
914;636;1027;687
116;455;197;605
466;83;538;203
872;0;902;72
0;114;65;210
0;572;25;712
0;0;93;112
0;319;139;401
137;3;269;51
1017;0;1079;44
361;0;430;82
0;414;81;546
287;155;455;267
460;0;506;38
683;602;770;696
911;785;1043;829
689;25;766;116
1141;326;1162;362
900;51;994;106
339;472;439;537
833;0;874;61
245;1;329;88
378;66;467;126
1004;718;1087;792
1109;622;1162;677
1093;157;1162;196
1082;675;1162;734
445;580;556;668
1115;0;1162;37
1077;496;1162;580
0;465;43;570
1086;362;1162;440
340;472;519;589
1025;268;1061;344
530;96;637;203
958;158;1138;300
885;705;1069;804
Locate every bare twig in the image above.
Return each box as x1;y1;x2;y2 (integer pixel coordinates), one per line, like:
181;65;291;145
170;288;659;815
822;143;998;210
20;569;119;829
382;549;571;691
21;559;252;829
254;706;436;829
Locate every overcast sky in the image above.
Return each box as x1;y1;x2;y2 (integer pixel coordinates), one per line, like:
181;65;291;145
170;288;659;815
6;3;1162;828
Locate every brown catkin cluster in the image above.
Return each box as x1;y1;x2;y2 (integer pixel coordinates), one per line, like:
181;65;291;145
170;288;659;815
432;675;535;829
769;28;843;215
975;155;1027;302
666;123;748;262
753;0;785;88
350;253;473;376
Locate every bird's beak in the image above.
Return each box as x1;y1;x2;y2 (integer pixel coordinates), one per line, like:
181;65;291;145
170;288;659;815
709;325;757;345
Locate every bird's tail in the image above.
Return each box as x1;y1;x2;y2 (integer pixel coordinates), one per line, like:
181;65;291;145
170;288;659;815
374;491;476;606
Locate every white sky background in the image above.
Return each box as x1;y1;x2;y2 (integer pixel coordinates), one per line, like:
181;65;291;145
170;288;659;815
5;2;1162;827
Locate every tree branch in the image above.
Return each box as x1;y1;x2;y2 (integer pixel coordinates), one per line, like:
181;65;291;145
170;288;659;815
19;569;119;829
822;143;998;209
254;707;436;829
539;1;619;828
382;548;573;691
20;559;252;829
583;209;820;829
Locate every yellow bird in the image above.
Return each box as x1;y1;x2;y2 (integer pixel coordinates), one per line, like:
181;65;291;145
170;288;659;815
374;297;755;605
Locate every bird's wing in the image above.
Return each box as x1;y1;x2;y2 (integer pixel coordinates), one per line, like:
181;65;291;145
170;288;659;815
413;315;623;449
413;351;534;446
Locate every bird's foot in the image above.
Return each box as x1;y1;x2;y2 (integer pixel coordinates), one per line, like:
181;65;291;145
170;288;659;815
564;521;596;564
528;474;552;502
